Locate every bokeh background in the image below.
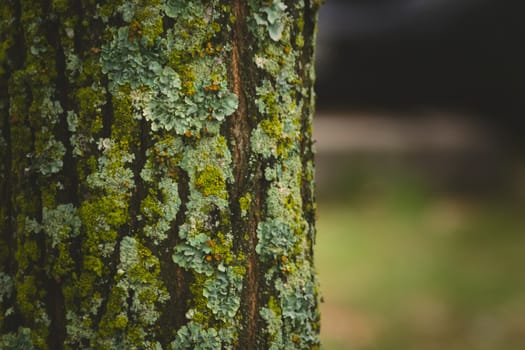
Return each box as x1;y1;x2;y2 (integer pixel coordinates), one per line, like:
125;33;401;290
313;1;525;349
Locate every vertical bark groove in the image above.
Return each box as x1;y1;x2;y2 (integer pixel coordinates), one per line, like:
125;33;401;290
299;0;319;257
1;43;13;280
229;0;252;194
2;0;25;335
47;10;77;348
229;1;262;347
158;167;191;344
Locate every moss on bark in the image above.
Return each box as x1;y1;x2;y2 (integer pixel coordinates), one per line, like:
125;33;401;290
0;0;321;348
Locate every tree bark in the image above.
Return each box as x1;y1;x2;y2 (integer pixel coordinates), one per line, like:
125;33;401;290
0;0;320;348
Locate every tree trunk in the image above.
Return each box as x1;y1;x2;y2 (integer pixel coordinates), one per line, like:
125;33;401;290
0;0;320;348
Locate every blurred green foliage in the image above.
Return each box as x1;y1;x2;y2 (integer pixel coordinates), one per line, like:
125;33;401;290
316;156;525;350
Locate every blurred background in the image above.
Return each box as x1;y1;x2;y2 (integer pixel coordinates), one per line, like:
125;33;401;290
312;0;525;349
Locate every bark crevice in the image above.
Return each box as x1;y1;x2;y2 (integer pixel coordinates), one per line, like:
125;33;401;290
158;167;191;345
228;1;262;347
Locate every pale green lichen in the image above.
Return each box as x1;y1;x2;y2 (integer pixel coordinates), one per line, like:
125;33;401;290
259;301;283;350
25;204;81;279
162;0;192;19
255;219;297;262
28;137;66;176
101;16;238;136
39;91;63;124
0;272;13;304
0;327;34;350
203;267;243;320
253;1;287;42
67;110;92;157
140;136;183;244
142;177;181;244
26;204;81;248
87;139;135;193
98;2;243;345
100;26;162;90
171;322;220;350
172;232;214;277
171;130;243;346
276;261;320;347
65;310;95;347
66;110;78;132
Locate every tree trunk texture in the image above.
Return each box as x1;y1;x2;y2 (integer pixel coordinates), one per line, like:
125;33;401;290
0;0;320;349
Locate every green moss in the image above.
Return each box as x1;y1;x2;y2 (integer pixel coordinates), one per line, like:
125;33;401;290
268;296;281;316
50;242;75;277
15;238;39;271
114;315;128;330
239;193;252;217
16;276;37;316
295;34;305;48
178;65;196;96
77;56;103;85
94;236;168;347
141;191;163;218
134;6;164;45
260;115;282;139
76;86;104;134
80;198;127;235
3;0;319;347
111;92;135;141
232;265;247;280
51;0;68;13
188;273;211;325
195;165;225;198
297;16;305;32
0;4;14;74
83;255;103;277
76;272;96;299
40;185;57;210
98;287;127;337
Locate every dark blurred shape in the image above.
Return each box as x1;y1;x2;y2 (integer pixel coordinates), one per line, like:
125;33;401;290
315;0;525;146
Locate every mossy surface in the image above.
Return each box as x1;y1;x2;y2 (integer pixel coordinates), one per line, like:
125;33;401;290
0;0;320;348
248;1;321;348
